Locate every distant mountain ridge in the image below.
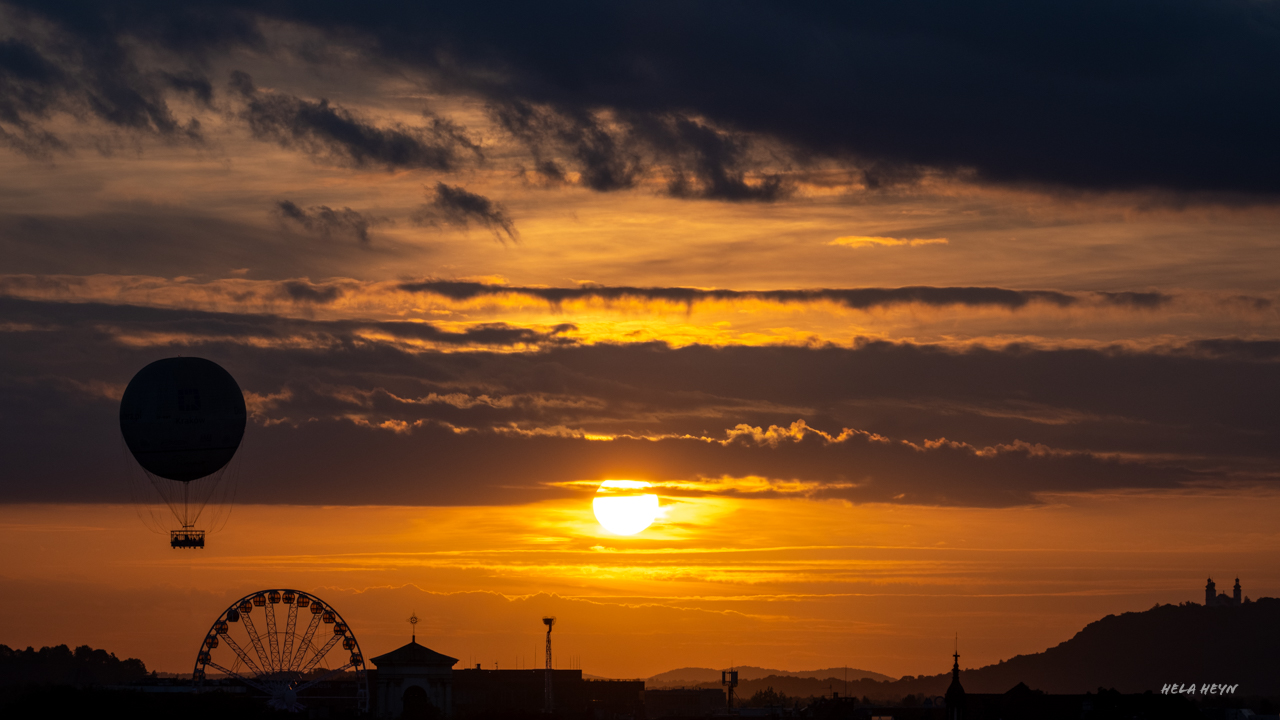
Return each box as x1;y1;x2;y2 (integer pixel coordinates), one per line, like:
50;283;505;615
645;665;896;686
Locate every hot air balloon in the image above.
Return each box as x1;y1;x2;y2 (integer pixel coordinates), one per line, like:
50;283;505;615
119;357;246;548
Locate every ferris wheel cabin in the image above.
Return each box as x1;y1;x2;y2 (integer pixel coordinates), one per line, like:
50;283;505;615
171;528;206;548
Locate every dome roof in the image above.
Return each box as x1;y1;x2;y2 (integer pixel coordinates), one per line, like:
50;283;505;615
370;640;458;668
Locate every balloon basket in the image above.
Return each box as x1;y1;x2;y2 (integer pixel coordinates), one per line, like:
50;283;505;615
171;529;206;549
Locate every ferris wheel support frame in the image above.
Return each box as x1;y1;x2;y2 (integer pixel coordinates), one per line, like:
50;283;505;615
281;601;299;670
239;611;273;673
219;632;265;678
193;589;368;714
291;609;323;670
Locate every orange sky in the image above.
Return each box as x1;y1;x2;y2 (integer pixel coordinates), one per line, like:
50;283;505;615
3;490;1278;677
3;3;1280;688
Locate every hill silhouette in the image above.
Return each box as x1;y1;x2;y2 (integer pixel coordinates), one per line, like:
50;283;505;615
645;665;895;686
951;598;1280;694
644;599;1280;700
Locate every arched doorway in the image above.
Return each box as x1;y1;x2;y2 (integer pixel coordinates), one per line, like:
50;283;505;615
402;684;439;719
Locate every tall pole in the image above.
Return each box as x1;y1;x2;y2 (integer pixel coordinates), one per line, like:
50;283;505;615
543;617;556;713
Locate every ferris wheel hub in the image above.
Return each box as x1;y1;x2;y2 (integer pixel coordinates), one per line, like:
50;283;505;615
268;684;299;711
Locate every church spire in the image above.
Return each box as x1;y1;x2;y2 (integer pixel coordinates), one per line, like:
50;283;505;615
945;634;965;720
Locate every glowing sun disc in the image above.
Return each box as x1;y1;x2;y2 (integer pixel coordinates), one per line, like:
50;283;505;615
593;480;660;535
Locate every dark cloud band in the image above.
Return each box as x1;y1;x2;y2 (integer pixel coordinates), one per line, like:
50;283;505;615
5;1;1280;196
1;296;1277;508
397;280;1174;312
0;295;574;347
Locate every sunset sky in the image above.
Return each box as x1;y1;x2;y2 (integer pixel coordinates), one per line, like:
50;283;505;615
3;0;1280;680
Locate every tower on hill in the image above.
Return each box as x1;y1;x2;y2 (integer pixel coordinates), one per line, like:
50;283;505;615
1204;576;1244;607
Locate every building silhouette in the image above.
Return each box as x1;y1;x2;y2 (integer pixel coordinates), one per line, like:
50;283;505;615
369;640;457;718
644;687;727;717
1205;577;1244;607
944;646;964;720
367;634;643;718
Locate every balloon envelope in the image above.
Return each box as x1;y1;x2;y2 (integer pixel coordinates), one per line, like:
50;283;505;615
119;357;246;482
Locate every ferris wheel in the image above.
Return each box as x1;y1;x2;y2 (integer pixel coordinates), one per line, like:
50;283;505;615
193;589;368;713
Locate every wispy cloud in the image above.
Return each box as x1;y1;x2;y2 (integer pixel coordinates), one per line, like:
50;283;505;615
230;71;481;171
411;183;518;243
275;200;388;245
829;236;949;248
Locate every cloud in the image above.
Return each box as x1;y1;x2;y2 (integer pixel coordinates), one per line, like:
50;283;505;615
495;102;643;193
276;279;347;304
412;183;518;242
644;114;789;202
410;1;1280;197
830;236;949;249
0;395;1211;509
0;206;419;280
1228;295;1274;312
0;38;71;158
7;3;1280;196
495;102;788;201
230;71;480;171
0;296;576;349
1;297;1278;509
1182;339;1280;362
0;21;205;155
1093;291;1173;309
398;280;1080;311
160;70;214;106
274;200;387;245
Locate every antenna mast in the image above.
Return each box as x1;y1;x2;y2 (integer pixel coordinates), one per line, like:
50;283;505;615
722;669;739;710
543;616;556;713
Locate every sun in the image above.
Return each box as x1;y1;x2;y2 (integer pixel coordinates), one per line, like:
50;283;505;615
592;480;660;536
